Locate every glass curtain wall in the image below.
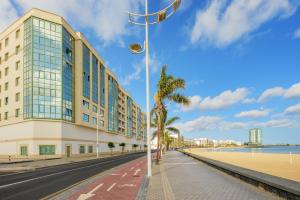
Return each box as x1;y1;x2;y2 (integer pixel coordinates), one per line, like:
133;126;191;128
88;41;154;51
107;76;118;132
23;17;74;121
92;55;98;104
82;44;90;99
127;96;133;137
62;28;74;122
100;64;105;108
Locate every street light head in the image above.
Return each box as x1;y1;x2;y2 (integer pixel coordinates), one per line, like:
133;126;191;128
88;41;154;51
173;0;181;10
129;43;144;54
157;10;167;23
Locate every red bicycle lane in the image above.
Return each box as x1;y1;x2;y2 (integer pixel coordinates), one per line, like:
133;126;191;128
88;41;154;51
68;156;147;200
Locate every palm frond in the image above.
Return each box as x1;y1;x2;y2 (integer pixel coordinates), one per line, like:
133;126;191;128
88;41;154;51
166;127;180;134
165;116;180;126
168;93;190;105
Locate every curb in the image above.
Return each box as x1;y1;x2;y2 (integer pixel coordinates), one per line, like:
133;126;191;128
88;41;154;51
136;174;149;200
179;150;300;200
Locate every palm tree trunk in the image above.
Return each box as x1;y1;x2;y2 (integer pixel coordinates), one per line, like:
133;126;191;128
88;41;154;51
156;114;161;164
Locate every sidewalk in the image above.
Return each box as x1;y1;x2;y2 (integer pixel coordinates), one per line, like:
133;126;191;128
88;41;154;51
146;151;281;200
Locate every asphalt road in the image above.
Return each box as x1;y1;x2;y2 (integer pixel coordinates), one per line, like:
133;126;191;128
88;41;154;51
0;152;146;200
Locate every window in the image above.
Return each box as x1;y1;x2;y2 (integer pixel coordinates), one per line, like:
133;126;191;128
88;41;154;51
16;108;20;117
5;38;9;46
15;61;20;70
39;145;55;155
93;105;97;113
16;29;20;39
82;113;89;122
15;77;20;86
83;100;89;109
79;145;85;154
15;93;20;102
4;112;8;120
15;45;20;54
92;117;97;125
0;43;2;50
20;146;28;156
88;145;93;153
5;67;8;76
0;57;2;64
4;53;8;61
99;109;105;127
5;82;8;91
5;97;8;105
0;71;2;79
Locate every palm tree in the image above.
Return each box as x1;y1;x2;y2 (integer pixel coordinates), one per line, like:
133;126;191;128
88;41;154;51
151;114;180;153
153;65;190;164
119;142;126;154
108;142;115;155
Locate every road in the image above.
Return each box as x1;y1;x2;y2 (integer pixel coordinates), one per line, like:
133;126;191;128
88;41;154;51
0;152;146;200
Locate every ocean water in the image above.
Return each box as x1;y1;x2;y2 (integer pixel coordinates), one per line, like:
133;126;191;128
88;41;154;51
207;146;300;154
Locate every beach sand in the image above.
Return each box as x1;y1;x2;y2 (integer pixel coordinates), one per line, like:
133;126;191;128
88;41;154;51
185;148;300;183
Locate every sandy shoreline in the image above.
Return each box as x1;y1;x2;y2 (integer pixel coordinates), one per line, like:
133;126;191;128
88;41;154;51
185;148;300;183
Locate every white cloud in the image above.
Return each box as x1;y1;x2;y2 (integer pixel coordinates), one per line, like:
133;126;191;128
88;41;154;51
15;0;143;45
235;109;271;118
0;1;19;32
258;83;300;103
294;28;300;38
121;53;161;85
255;119;293;128
258;87;285;103
220;121;248;131
190;0;297;47
175;116;296;133
243;98;256;104
182;88;249;111
284;83;300;99
284;103;300;115
175;116;222;132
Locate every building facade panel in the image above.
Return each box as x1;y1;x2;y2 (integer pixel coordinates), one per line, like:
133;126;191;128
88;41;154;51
0;8;146;158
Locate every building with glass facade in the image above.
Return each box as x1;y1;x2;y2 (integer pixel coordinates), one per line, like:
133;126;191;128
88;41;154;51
249;128;262;145
0;9;146;158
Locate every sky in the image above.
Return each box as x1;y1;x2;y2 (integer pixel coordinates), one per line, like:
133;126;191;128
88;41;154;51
1;0;300;144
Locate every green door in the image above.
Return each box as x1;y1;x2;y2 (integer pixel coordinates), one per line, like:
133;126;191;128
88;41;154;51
66;146;71;157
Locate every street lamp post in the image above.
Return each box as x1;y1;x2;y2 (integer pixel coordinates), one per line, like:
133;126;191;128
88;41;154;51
128;0;181;177
96;111;99;158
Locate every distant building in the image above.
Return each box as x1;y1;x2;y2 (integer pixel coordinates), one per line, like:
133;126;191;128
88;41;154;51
249;128;262;145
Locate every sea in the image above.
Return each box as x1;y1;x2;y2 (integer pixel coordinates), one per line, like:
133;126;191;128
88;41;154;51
207;146;300;154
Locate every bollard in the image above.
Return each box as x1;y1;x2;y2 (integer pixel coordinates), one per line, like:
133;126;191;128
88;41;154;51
9;155;11;162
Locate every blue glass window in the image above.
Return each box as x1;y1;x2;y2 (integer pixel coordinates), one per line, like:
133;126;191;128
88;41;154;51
83;44;90;98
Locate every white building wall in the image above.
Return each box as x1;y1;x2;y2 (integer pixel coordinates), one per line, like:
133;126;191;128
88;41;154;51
0;120;144;158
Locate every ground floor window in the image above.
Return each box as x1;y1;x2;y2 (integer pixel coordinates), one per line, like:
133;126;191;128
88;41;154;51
79;145;85;154
39;145;55;155
20;146;28;156
88;145;93;153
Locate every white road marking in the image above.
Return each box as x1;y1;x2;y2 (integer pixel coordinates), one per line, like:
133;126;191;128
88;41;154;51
111;173;121;176
130;167;134;170
122;172;127;178
119;184;136;188
107;182;116;192
77;183;103;200
134;169;141;176
0;157;129;189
